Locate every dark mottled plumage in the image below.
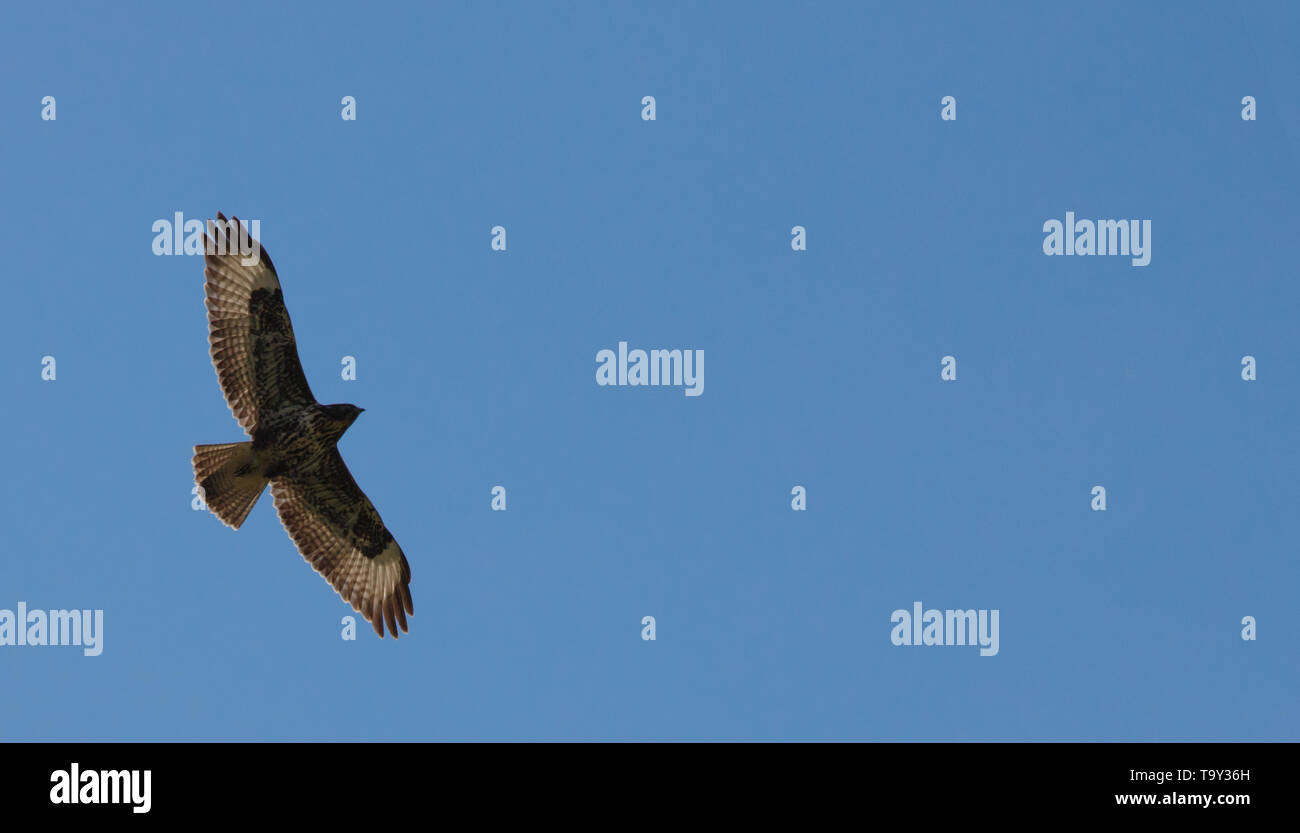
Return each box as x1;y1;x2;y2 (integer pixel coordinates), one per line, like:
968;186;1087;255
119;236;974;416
192;213;412;638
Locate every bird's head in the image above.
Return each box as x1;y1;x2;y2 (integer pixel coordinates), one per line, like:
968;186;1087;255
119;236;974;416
325;403;365;432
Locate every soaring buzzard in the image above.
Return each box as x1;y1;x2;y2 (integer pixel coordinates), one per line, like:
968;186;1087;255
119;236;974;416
192;213;412;638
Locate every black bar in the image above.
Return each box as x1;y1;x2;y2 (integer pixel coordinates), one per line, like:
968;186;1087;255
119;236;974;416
1;742;1276;818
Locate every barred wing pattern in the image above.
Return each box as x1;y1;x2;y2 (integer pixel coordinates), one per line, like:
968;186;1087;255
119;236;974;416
202;213;315;434
270;449;413;638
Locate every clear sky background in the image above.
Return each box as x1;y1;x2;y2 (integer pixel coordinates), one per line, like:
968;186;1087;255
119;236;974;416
1;1;1296;741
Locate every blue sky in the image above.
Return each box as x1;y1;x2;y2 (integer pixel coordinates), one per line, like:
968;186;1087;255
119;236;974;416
1;1;1296;740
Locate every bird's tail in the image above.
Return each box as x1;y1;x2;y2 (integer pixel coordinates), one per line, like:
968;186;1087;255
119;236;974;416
193;442;268;529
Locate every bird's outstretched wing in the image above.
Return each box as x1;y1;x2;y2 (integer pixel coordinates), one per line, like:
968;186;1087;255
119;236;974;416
203;213;316;434
270;449;414;638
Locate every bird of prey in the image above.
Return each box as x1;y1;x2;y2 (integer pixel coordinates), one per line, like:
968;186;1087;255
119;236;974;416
192;213;412;638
